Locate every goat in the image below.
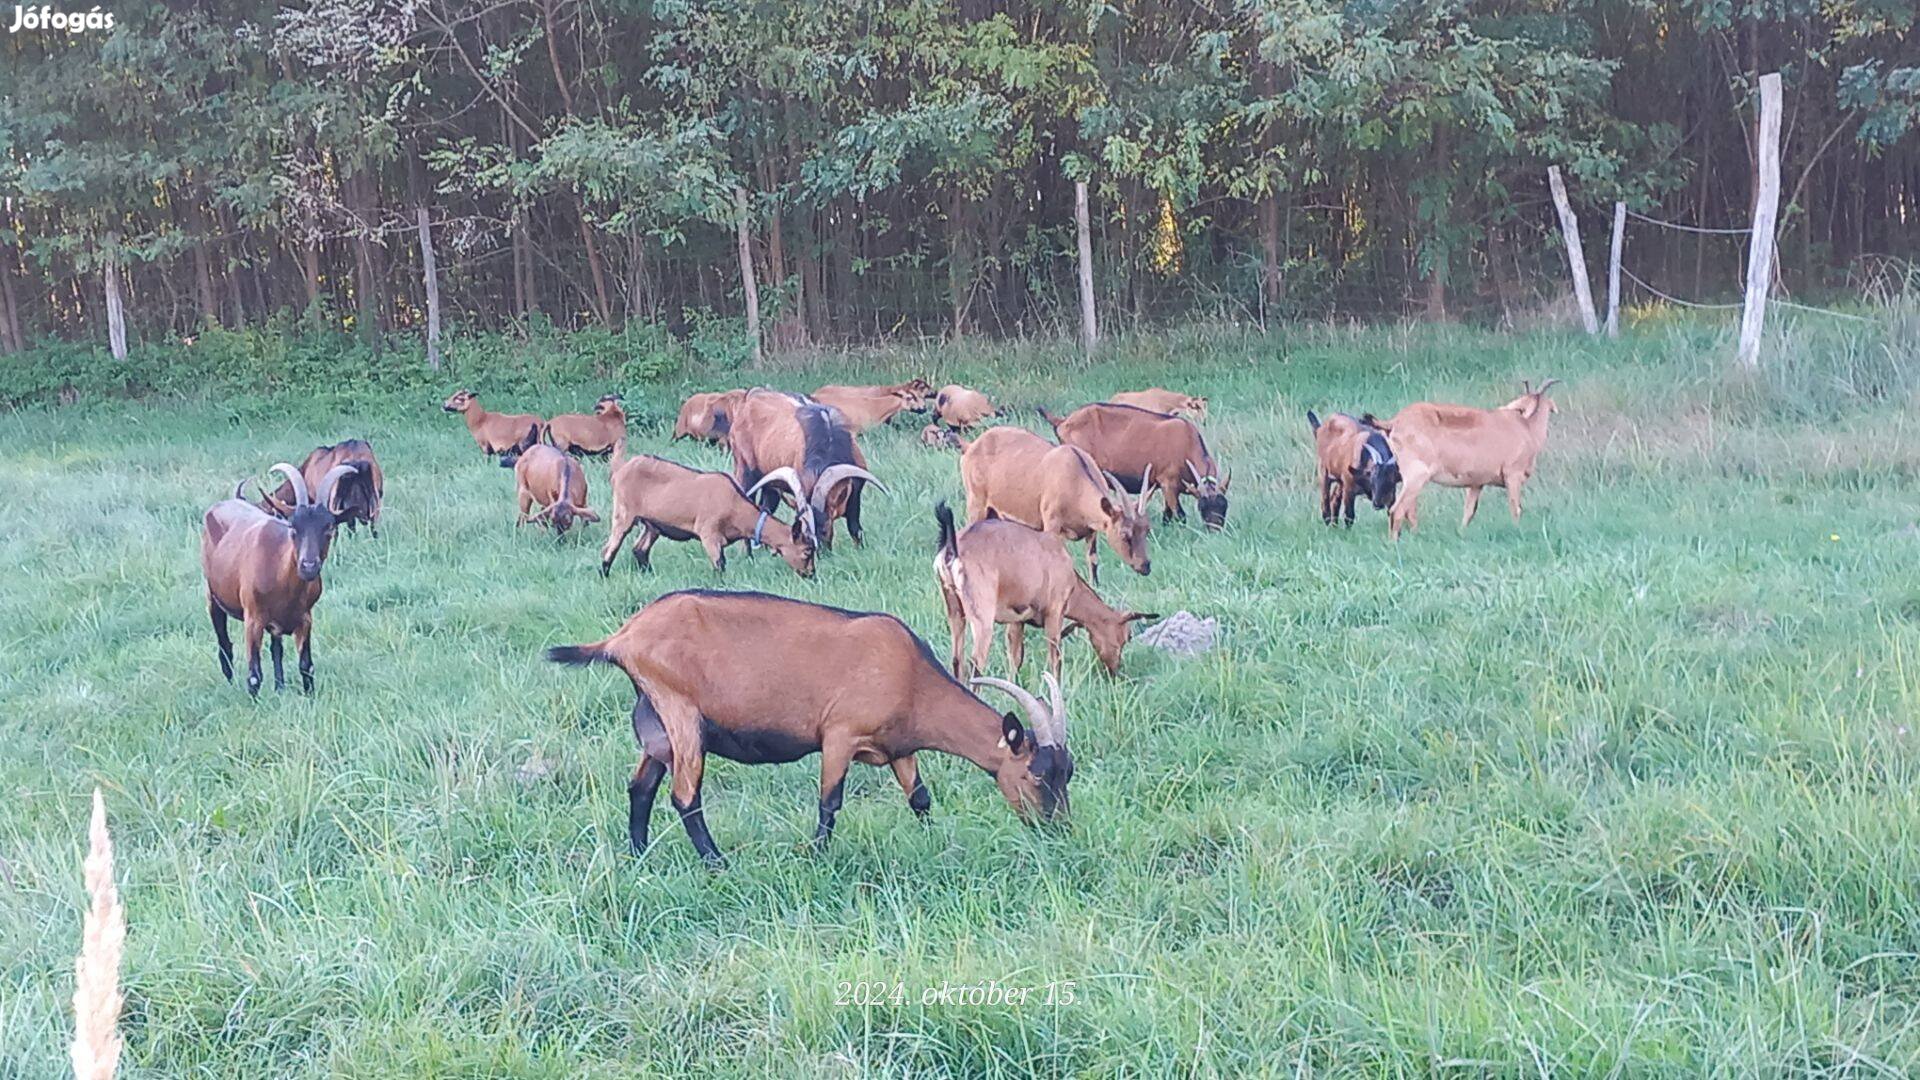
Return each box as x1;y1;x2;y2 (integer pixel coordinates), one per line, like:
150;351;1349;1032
1306;411;1399;527
546;393;627;456
933;384;995;430
1109;388;1208;419
442;389;543;459
261;439;383;536
546;589;1075;863
202;462;361;697
921;424;965;450
727;388;884;550
809;379;932;433
1040;403;1231;530
672;389;747;443
1385;379;1560;539
934;502;1155;682
959;425;1153;583
503;443;599;536
599;439;815;578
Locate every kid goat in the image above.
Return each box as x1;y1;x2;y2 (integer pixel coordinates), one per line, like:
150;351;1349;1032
934;502;1155;681
545;393;627;456
1306;411;1398;526
202;462;362;696
442;390;542;459
547;589;1075;863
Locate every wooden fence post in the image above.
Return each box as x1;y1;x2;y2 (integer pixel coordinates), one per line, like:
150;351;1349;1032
1546;167;1598;335
102;244;127;360
1606;201;1626;338
1737;72;1783;369
1074;179;1098;356
416;207;441;370
735;188;762;364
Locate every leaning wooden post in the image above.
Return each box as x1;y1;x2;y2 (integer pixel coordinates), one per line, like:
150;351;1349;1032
1073;179;1098;357
1546;167;1598;335
1737;71;1783;370
1605;201;1626;338
415;207;442;370
734;188;762;365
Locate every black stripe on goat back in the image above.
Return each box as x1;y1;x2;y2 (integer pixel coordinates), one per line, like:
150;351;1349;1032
796;404;860;476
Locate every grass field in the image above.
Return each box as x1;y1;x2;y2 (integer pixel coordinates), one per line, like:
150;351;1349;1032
3;319;1920;1075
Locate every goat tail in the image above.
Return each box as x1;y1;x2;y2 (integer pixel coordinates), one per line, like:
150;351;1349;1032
1306;409;1321;432
519;423;541;452
545;642;615;668
934;500;959;559
1035;406;1063;432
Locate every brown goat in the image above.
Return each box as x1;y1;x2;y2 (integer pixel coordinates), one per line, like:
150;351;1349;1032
442;390;543;458
934;503;1155;681
1306;411;1400;527
1041;403;1231;530
599;439;814;578
1109;388;1208;419
809;379;932;433
727;388;884;549
672;389;747;442
1385;379;1560;540
959;425;1154;583
546;393;627;456
547;589;1076;863
506;443;599;536
262;439;384;535
933;384;995;429
921;423;965;450
203;462;361;696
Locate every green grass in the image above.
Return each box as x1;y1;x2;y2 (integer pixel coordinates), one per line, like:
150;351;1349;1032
4;318;1920;1075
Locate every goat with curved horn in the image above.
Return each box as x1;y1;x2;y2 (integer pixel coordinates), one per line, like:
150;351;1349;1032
270;463;308;507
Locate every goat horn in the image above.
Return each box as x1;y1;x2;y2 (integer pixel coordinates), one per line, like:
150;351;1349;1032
1041;671;1067;742
745;466;805;503
809;465;886;515
1186;458;1202;484
270;463;308;507
970;677;1058;747
1535;378;1559;394
1136;463;1153;513
313;463;359;515
232;477;250;501
1101;470;1128;502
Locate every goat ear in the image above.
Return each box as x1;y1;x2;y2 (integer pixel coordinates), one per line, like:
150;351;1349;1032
1099;496;1119;519
1001;712;1026;752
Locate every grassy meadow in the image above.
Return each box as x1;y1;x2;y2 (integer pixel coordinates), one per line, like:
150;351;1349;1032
3;319;1920;1075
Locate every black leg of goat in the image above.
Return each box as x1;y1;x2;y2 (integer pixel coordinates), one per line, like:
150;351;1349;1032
271;635;285;692
296;625;314;694
814;740;852;850
210;599;234;683
628;758;667;854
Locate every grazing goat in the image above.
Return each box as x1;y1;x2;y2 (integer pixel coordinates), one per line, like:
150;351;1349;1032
1109;388;1208;419
959;425;1153;583
727;388;884;549
810;379;932;433
546;393;627;456
600;439;815;578
1385;379;1560;539
442;390;542;459
547;589;1075;863
504;443;599;536
202;462;361;696
934;502;1155;681
1306;411;1399;527
672;389;746;442
262;439;383;536
1040;403;1231;530
933;384;996;429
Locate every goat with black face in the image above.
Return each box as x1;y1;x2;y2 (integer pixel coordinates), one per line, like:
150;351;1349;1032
202;462;362;696
546;590;1075;865
1307;411;1400;526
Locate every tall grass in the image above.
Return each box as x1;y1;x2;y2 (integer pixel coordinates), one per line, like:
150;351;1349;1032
1;319;1918;1074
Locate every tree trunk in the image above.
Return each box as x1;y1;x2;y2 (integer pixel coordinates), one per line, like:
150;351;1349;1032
1074;179;1098;355
1260;192;1281;322
190;199;218;326
0;242;23;352
576;203;611;323
1547;166;1599;334
948;188;970;339
736;188;762;364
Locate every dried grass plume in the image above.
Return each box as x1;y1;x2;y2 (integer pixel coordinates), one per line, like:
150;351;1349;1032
70;788;123;1080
